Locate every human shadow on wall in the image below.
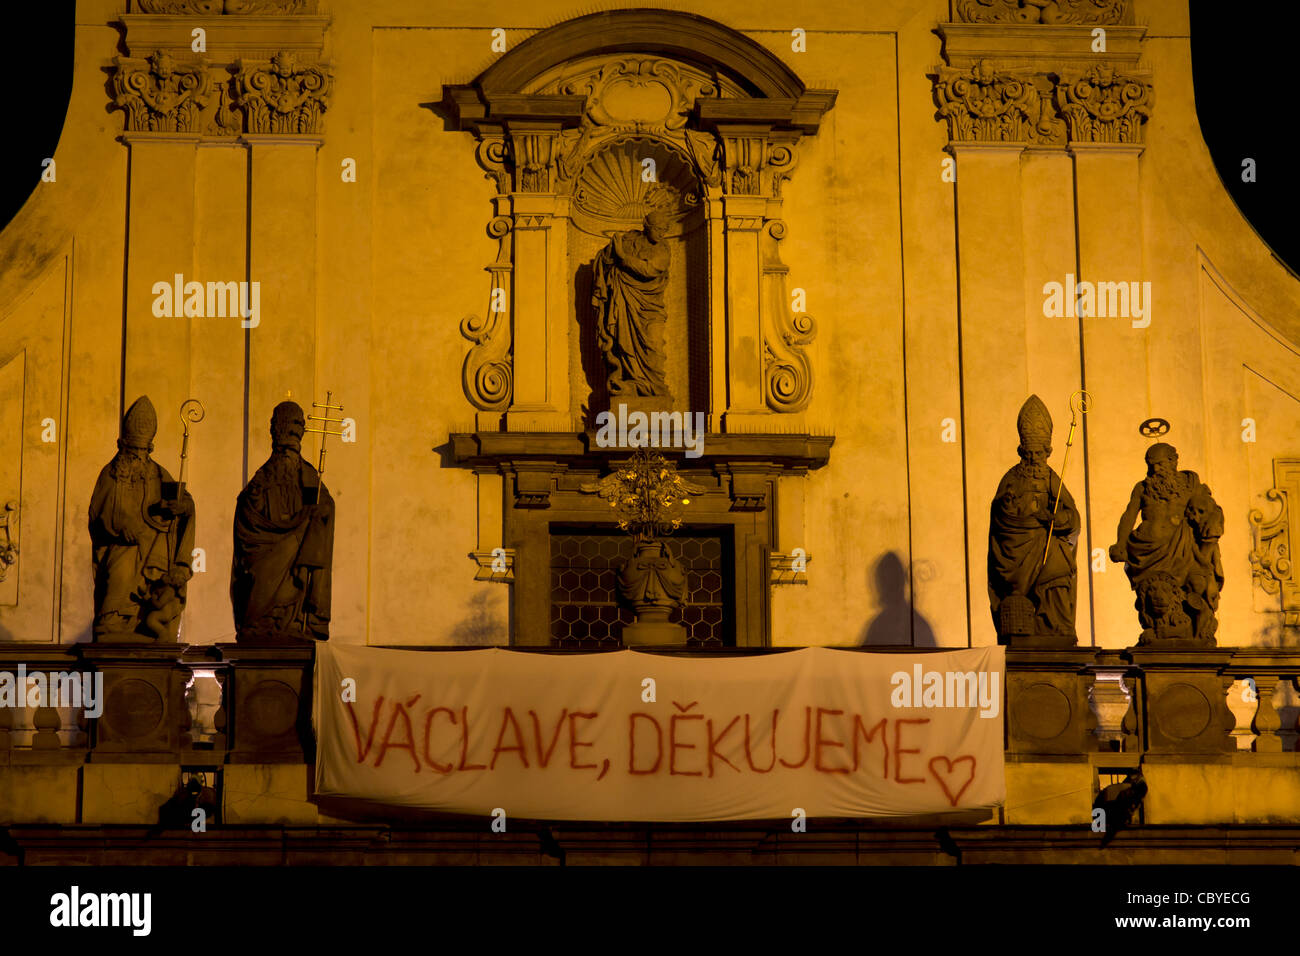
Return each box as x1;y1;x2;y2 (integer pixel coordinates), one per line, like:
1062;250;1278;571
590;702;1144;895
858;552;937;647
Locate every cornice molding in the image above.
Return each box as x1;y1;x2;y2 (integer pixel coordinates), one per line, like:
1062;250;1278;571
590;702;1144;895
131;1;318;13
119;14;329;61
936;23;1145;72
121;130;205;145
447;432;835;472
237;133;325;147
1065;141;1144;158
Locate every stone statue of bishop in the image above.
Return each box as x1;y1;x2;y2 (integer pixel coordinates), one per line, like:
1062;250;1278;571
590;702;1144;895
231;401;334;643
987;395;1080;645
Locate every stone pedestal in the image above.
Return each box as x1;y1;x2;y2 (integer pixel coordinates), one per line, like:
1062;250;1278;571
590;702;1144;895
80;644;188;763
621;620;688;647
1126;647;1235;754
617;539;689;647
615;394;679;419
1004;631;1078;650
95;629;179;646
1005;649;1098;755
218;644;314;763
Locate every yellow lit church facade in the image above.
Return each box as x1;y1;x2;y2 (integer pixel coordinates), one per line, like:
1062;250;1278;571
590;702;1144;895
1;0;1298;862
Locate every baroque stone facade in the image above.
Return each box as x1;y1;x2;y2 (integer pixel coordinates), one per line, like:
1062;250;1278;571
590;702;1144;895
0;0;1299;852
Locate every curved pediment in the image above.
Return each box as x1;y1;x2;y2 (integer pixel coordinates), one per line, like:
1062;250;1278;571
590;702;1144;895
473;8;806;100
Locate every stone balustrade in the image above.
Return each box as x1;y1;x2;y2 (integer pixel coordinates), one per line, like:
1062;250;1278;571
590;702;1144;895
0;642;1296;861
0;643;1297;766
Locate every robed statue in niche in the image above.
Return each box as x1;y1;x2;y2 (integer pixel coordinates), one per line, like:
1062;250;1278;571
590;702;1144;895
231;400;334;643
592;208;672;397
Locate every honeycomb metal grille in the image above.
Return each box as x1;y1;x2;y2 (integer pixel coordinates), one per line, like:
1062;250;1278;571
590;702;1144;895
549;528;730;647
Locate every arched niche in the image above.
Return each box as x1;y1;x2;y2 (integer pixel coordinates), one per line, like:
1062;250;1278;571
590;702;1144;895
441;9;836;434
565;133;709;425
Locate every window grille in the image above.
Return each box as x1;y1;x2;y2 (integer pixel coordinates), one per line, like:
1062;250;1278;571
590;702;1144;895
549;526;731;647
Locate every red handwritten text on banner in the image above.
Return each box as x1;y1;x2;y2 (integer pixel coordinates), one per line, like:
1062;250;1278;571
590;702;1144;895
313;645;1005;822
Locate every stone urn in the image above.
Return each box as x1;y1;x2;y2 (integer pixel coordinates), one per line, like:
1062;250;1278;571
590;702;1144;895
617;538;688;646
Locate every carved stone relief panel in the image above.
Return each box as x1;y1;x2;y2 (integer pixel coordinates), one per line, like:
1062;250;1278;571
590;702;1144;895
538;57;740;205
0;354;22;604
933;59;1149;148
952;0;1132;24
111;48;332;137
1251;459;1300;630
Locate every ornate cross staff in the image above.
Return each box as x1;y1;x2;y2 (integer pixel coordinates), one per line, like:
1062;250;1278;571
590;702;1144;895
305;390;346;477
1042;389;1092;569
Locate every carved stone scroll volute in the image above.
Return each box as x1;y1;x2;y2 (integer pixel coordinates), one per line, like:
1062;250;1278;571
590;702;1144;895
761;220;815;413
698;107;831;428
1250;459;1300;631
953;0;1132;24
460;215;515;419
476;135;511;195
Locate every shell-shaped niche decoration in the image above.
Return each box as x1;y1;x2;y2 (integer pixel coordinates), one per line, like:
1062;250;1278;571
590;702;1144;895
571;139;701;238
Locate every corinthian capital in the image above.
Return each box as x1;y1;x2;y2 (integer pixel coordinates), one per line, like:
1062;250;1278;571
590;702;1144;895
235;50;333;135
935;59;1062;145
112;50;212;133
1055;64;1153;145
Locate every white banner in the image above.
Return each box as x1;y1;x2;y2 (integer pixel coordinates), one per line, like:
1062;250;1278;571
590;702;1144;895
313;644;1005;822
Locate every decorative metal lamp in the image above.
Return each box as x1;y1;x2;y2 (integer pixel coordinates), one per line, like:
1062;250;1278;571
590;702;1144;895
582;449;701;646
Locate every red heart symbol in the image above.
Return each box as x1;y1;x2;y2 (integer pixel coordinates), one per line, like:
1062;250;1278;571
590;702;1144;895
929;755;977;806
